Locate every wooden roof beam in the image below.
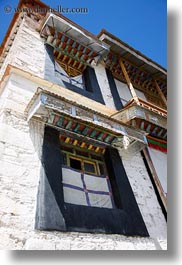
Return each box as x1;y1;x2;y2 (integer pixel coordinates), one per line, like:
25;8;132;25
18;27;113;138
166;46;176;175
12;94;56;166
154;80;167;107
119;58;139;104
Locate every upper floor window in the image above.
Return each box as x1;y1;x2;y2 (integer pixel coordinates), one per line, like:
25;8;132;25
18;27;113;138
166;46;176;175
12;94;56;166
55;60;85;89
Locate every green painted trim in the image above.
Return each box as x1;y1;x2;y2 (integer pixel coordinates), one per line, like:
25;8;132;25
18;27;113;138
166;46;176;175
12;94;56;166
90;129;97;138
56;117;64;127
74;123;81;133
48;113;55;124
147;138;167;148
61;146;107;176
104;135;111;143
82;126;89;136
97;132;103;141
110;137;118;144
46;39;94;67
65;120;73;130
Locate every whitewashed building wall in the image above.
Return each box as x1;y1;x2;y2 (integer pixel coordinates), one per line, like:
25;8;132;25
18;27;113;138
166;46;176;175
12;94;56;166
0;14;167;250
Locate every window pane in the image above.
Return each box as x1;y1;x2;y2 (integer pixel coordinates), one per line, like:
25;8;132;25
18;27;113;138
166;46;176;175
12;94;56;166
70;158;82;171
84;162;96;174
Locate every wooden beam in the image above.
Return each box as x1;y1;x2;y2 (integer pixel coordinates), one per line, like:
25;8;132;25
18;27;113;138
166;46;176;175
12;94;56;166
73;140;78;146
95;147;100;153
88;144;93;150
119;58;139;104
65;137;70;143
80;142;86;148
154;80;167;107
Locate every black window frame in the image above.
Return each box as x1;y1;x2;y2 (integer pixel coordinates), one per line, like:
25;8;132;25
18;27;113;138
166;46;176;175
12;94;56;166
35;126;149;236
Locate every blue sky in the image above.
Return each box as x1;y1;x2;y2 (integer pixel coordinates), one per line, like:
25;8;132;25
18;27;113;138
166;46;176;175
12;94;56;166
0;0;167;68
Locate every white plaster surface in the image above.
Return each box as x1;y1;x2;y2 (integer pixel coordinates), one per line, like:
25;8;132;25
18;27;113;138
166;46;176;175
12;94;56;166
0;74;167;249
148;147;167;193
0;17;46;80
121;152;167;240
114;78;131;105
94;64;116;109
114;78;147;105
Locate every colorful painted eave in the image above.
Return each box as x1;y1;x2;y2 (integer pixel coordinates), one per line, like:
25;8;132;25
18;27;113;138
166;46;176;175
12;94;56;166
111;97;167;140
98;29;167;100
147;135;167;153
25;89;148;153
40;12;110;73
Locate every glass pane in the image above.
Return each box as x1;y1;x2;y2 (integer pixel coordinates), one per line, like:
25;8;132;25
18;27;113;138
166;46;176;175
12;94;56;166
70;158;82;171
84;162;96;174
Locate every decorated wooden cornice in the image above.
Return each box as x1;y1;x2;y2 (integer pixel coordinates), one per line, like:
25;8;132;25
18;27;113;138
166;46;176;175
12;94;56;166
111;97;167;140
147;135;167;153
98;30;167;109
25;89;148;154
59;134;106;154
105;54;167;109
40;13;110;76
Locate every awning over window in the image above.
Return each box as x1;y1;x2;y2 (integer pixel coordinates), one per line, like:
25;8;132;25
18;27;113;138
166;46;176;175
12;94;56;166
25;89;148;154
40;13;110;73
111;97;167;140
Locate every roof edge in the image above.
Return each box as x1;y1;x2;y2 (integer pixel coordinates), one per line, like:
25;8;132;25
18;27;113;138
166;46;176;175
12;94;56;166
98;29;167;74
0;0;49;57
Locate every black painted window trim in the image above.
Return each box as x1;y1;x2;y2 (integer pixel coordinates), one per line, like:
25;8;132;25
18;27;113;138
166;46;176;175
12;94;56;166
44;44;105;105
35;126;149;236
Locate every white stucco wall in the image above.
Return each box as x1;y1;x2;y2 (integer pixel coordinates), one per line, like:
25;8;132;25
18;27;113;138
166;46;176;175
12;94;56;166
114;78;147;105
0;16;46;81
0;74;167;250
114;78;131;105
148;148;167;194
94;64;116;109
121;152;167;240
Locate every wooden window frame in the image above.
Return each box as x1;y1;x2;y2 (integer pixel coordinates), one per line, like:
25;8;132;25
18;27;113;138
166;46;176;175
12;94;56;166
61;144;107;176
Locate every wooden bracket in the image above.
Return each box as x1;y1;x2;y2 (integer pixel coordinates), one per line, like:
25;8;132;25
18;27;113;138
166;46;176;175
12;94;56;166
154;80;167;107
119;58;139;104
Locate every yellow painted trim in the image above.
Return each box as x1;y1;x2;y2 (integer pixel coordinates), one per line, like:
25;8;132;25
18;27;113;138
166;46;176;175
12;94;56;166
73;140;78;146
65;137;70;143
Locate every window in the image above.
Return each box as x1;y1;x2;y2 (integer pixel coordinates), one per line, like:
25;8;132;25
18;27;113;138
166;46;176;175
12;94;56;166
36;126;149;236
61;143;115;209
68;156;97;175
70;157;82;171
55;60;85;89
83;161;96;174
61;144;106;176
